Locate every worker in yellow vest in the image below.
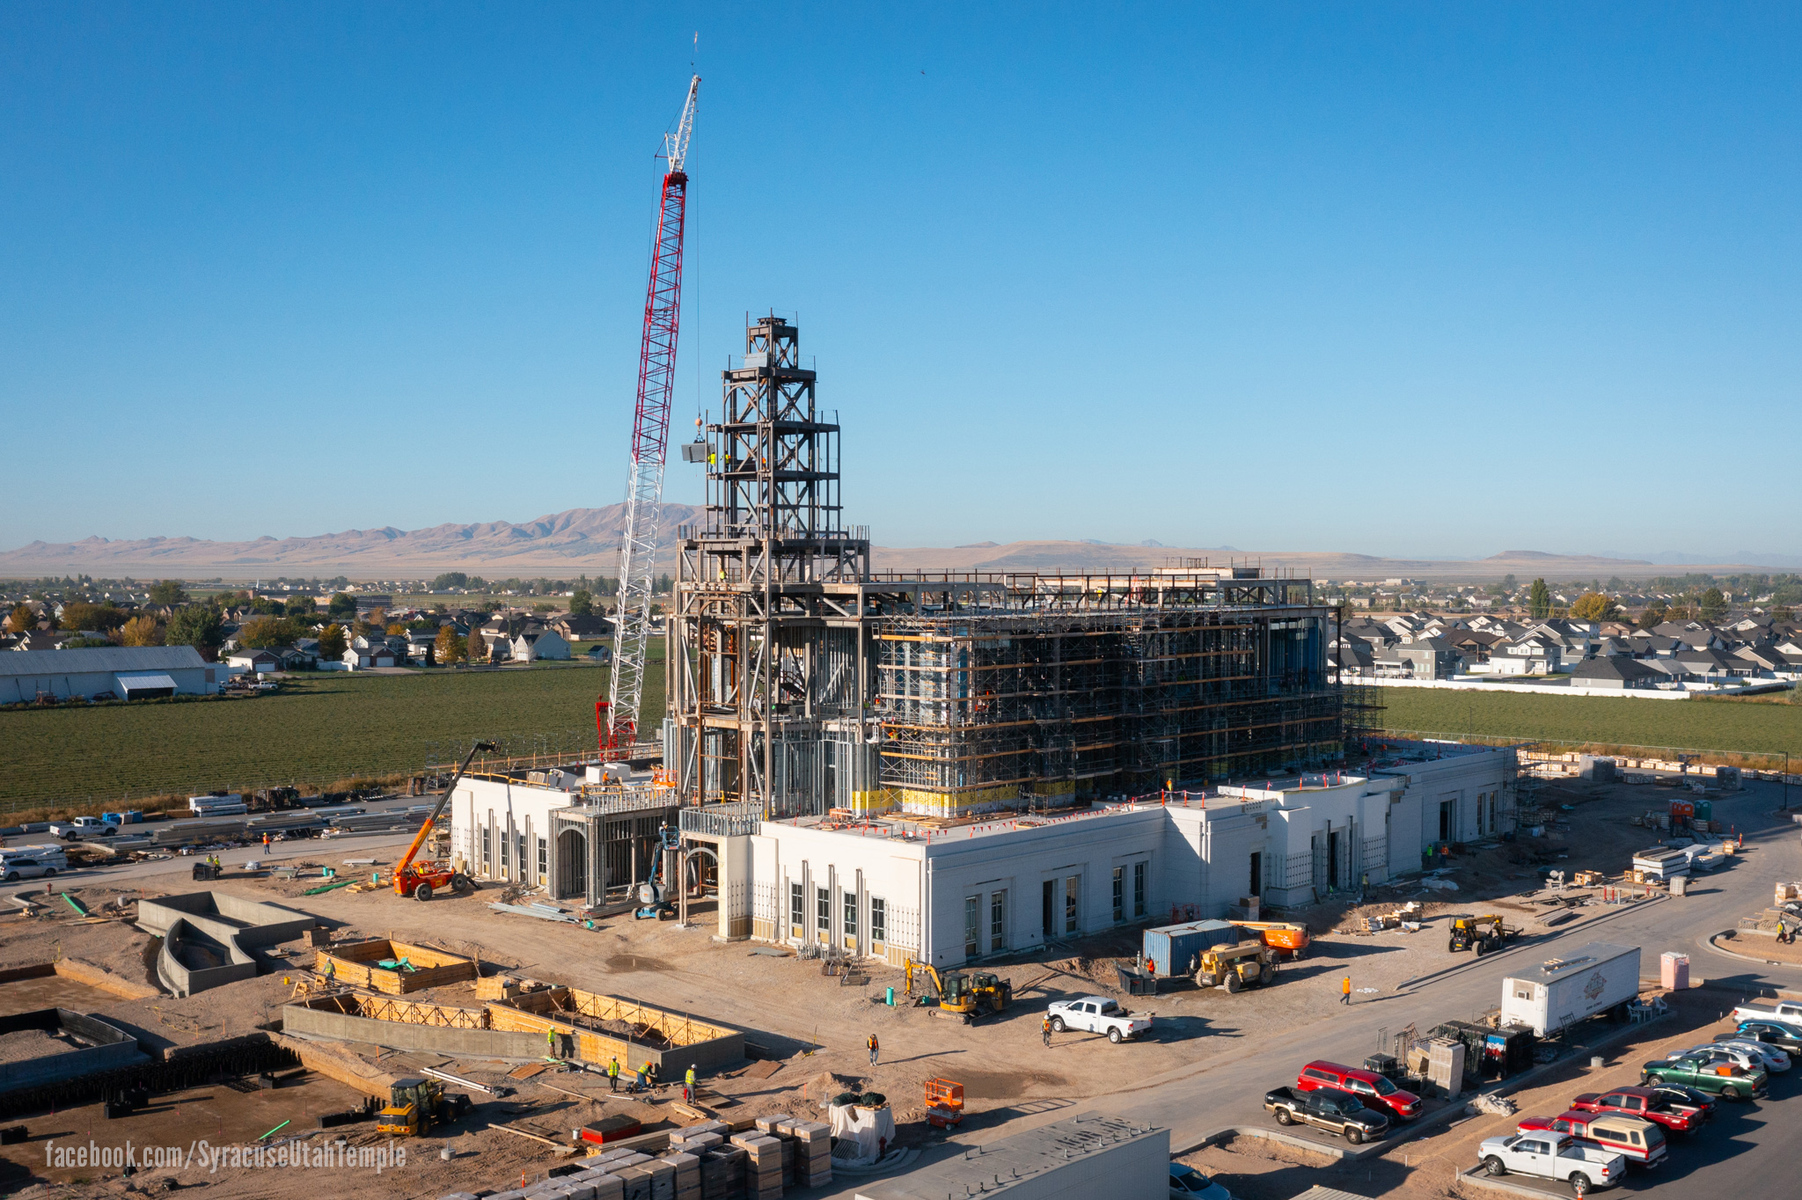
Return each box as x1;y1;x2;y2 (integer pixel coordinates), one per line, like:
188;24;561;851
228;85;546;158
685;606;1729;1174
684;1064;696;1103
608;1056;621;1092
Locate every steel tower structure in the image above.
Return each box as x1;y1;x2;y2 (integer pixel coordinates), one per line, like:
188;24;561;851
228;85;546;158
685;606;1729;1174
608;75;699;754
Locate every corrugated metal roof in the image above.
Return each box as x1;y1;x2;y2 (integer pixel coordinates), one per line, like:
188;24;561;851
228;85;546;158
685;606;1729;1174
116;673;179;691
0;646;208;676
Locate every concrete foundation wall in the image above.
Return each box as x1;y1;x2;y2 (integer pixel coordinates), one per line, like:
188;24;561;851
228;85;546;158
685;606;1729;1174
141;892;317;997
159;919;257;997
0;1008;146;1093
280;1004;546;1059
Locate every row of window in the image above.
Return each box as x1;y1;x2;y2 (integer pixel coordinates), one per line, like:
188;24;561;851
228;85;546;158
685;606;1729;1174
790;882;888;947
1474;790;1501;836
479;825;547;884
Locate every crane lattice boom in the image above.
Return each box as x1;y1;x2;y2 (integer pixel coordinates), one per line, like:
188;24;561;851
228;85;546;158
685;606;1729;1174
608;75;699;756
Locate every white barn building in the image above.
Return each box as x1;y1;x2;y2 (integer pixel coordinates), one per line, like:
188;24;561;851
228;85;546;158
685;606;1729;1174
0;646;223;703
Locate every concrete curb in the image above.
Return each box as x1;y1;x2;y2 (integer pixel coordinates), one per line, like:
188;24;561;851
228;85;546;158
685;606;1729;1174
1396;895;1666;992
1704;930;1802;971
1458;1165;1574;1199
1171;1011;1668;1163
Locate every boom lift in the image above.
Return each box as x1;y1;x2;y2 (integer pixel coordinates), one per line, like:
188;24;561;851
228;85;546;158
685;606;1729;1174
392;740;497;902
1229;919;1311;958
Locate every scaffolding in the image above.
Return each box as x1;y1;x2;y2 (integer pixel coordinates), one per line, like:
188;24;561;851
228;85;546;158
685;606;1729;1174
667;318;1348;822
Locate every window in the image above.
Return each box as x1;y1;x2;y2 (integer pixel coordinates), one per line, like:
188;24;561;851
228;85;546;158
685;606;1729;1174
499;827;510;870
1064;875;1079;934
481;827;492;873
1133;861;1146;918
817;886;830;938
1041;879;1055;938
537;837;547;883
1477;794;1486;836
790;882;804;934
1112;867;1125;923
844;891;858;939
1490;793;1499;833
870;897;886;945
964;896;980;959
990;891;1006;951
517;834;526;878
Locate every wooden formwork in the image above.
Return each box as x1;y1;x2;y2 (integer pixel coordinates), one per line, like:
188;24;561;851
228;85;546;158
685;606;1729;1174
311;939;475;994
486;986;744;1072
299;992;488;1029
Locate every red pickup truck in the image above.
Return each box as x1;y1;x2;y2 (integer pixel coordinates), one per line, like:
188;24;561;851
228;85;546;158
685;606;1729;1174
1570;1086;1705;1134
1516;1112;1667;1168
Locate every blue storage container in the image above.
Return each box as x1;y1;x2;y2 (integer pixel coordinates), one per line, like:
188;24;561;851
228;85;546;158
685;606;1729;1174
1141;919;1239;977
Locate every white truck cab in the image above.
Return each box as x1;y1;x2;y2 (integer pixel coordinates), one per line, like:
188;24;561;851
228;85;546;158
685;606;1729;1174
1480;1132;1625;1192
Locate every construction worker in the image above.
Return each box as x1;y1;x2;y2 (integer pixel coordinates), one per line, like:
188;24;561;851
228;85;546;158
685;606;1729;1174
262;832;271;849
1041;1014;1052;1048
867;1033;879;1068
684;1064;696;1103
1341;975;1352;1006
644;1061;659;1092
608;1056;621;1093
1146;957;1156;978
546;1028;559;1059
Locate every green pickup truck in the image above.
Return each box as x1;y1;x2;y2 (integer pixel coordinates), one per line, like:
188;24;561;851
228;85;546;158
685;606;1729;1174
1641;1051;1767;1100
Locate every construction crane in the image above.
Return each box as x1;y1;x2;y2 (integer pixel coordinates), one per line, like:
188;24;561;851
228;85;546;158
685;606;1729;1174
606;75;700;759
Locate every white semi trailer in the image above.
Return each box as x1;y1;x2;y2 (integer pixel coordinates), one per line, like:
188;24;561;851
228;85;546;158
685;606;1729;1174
1500;943;1642;1038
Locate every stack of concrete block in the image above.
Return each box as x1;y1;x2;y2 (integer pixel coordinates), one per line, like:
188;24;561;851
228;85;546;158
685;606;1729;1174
785;1121;831;1189
698;1146;745;1199
586;1151;655;1173
666;1151;701;1200
670;1121;729;1155
645;1158;677;1200
612;1165;654;1200
730;1134;783;1199
755;1114;796;1189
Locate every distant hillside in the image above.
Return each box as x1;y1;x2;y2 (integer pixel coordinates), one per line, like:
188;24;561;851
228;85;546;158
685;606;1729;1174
0;508;1768;580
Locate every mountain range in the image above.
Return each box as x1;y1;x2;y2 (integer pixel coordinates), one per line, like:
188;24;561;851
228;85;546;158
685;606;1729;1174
0;506;1785;580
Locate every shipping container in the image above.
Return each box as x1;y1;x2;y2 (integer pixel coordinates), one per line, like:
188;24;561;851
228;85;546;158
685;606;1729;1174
1499;943;1641;1038
1141;919;1239;976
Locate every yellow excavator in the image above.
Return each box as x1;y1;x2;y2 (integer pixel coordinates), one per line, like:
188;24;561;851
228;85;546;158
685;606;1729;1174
905;960;1013;1022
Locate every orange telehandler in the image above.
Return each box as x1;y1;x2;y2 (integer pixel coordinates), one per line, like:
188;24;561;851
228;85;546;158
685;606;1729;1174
392;740;496;902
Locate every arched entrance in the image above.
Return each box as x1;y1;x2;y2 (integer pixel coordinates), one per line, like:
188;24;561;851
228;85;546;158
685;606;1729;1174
556;828;587;900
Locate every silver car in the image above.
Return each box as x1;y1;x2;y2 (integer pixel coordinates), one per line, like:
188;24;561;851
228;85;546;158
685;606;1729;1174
1710;1039;1791;1073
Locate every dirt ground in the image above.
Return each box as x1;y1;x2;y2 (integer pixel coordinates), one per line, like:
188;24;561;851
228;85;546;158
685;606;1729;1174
0;775;1746;1198
1175;986;1738;1200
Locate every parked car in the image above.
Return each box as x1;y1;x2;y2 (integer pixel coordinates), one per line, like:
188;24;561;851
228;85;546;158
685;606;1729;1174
1570;1086;1705;1134
1669;1043;1779;1075
1731;1000;1802;1026
0;847;67;881
1641;1051;1765;1100
1478;1132;1626;1193
1729;1020;1802;1057
1647;1082;1715;1122
1046;996;1154;1044
1705;1038;1790;1073
1516;1113;1666;1168
1263;1086;1390;1144
1168;1163;1233;1200
1295;1060;1422;1120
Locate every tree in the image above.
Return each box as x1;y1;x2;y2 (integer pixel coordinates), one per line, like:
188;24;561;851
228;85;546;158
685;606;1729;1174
1636;600;1668;630
1569;592;1623;623
58;601;126;633
1528;578;1551;620
149;580;189;606
4;603;35;634
569;589;594;616
285;595;317;617
386;622;407;637
317;623;348;660
327;592;357;619
238;616;300;649
62;635;111;648
434;625;466;664
165;606;224;658
119;615;163;646
431;572;469;591
1699;587;1727;621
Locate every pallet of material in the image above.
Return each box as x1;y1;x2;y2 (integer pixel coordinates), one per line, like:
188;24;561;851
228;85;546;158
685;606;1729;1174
312;939;477;994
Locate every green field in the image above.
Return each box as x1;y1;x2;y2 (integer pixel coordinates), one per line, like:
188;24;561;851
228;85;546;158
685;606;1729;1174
1377;687;1802;759
1;658;666;815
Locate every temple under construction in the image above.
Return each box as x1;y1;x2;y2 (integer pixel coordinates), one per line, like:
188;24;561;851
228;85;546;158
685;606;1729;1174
665;315;1349;820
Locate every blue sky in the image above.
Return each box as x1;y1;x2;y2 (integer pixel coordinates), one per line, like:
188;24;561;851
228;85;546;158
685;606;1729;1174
3;3;1798;561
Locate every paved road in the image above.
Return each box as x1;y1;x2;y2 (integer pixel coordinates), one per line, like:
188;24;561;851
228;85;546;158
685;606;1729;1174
824;780;1802;1198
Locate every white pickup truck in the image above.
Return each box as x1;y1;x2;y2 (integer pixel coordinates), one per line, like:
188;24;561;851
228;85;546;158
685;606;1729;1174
1046;996;1154;1044
49;816;115;841
1732;999;1802;1025
1478;1132;1625;1193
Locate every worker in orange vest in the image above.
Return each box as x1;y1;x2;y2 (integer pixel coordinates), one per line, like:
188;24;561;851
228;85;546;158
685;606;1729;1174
1341;975;1352;1006
867;1033;879;1068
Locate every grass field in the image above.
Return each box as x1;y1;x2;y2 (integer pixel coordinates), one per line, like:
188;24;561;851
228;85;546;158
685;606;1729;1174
1377;687;1802;759
1;658;666;815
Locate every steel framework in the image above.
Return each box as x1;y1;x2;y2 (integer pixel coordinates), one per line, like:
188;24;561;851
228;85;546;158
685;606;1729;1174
609;75;699;752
